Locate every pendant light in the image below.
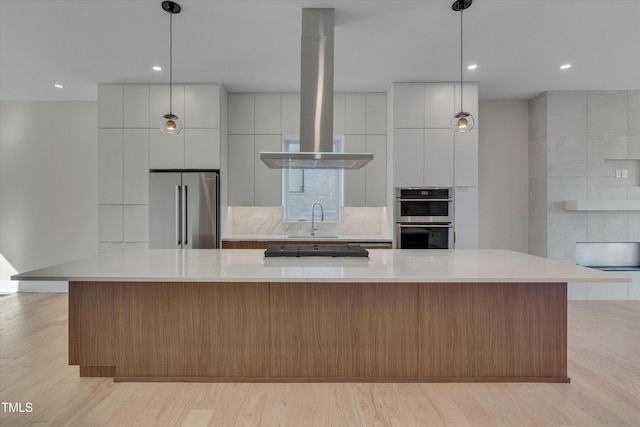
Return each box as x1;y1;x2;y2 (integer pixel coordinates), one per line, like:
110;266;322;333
159;1;182;135
450;0;475;134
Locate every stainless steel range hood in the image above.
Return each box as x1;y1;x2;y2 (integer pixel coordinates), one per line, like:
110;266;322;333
260;8;373;170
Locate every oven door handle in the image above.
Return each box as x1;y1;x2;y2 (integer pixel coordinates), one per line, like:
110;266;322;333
396;198;453;202
396;224;453;228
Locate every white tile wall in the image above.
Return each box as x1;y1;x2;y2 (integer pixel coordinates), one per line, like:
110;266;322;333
547;92;587;136
530;90;639;299
547;136;587;177
587;91;628;136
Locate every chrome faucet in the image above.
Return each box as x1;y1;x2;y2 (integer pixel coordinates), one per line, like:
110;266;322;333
310;201;324;236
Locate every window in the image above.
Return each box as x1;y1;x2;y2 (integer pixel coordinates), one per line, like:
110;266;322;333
283;136;343;222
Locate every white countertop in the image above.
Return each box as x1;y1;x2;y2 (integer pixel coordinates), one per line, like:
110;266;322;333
221;234;392;242
13;249;629;284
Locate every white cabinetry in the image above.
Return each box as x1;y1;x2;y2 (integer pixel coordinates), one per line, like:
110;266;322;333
424;84;455;128
454;187;479;249
454;131;479;186
254;135;281;205
390;82;478;248
185;129;220;169
255;95;281;134
123;85;149;128
228;135;255;206
98;85;123;128
394;129;424;187
424;129;454;187
185;85;220;128
98;129;123;204
98;83;224;250
228;94;255;134
346;95;366;134
393;84;424;128
366;94;387;135
365;135;387;206
344;135;367;206
281;94;300;134
150;131;185;169
149;84;221;169
123;129;149;204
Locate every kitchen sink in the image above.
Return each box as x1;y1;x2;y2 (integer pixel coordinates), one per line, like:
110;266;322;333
286;235;339;239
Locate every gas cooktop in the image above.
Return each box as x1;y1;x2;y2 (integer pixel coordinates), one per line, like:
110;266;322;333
264;244;369;258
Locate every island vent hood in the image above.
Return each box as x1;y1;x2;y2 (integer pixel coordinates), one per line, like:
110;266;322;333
260;8;373;170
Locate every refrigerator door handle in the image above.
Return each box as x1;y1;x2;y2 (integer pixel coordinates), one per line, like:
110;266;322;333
183;185;188;246
176;185;181;245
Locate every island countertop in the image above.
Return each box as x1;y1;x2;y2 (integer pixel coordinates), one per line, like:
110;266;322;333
13;249;628;283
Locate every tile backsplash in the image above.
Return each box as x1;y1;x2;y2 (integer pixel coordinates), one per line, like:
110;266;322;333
226;206;389;236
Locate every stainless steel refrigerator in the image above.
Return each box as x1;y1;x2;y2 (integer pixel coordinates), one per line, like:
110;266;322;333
149;171;219;249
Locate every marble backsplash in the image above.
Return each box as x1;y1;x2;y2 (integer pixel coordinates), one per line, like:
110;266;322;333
226;206;389;236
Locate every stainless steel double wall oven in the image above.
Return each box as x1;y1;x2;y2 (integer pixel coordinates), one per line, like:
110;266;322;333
395;187;453;249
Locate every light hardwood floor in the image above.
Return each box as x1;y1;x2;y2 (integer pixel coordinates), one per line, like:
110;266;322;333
1;293;638;427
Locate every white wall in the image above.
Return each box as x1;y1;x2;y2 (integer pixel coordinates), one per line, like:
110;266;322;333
478;100;529;253
0;101;98;292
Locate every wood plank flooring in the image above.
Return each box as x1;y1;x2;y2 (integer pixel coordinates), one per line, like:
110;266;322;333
1;293;638;426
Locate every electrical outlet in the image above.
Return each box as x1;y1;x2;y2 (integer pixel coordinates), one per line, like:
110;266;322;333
615;169;622;178
622;169;629;178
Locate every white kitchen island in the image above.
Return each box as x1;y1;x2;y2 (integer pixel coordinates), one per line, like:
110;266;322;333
14;249;627;383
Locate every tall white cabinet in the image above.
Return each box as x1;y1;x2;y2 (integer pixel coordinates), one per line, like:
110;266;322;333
389;83;479;248
98;83;225;252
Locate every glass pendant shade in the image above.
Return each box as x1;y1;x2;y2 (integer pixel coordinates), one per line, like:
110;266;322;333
451;111;475;133
160;113;182;134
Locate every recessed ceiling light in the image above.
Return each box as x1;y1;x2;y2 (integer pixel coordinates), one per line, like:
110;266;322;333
467;64;478;70
54;84;64;89
560;64;571;70
153;66;162;71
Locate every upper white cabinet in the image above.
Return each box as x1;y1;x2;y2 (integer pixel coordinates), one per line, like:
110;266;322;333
333;95;346;134
123;85;149;128
254;135;281;206
281;94;300;135
346;94;366;135
424;85;455;128
228;135;255;206
228;94;255;134
149;85;185;129
185;129;220;169
366;94;387;135
255;95;281;135
149;130;185;169
98;85;123;128
424;129;454;187
184;85;220;128
394;129;424;187
393;84;424;128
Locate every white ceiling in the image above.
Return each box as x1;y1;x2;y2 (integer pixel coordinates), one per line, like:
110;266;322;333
1;0;639;101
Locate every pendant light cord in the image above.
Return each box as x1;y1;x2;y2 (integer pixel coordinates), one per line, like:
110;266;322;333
169;11;173;115
460;8;464;113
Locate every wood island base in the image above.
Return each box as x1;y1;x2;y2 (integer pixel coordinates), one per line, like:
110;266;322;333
69;281;568;383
